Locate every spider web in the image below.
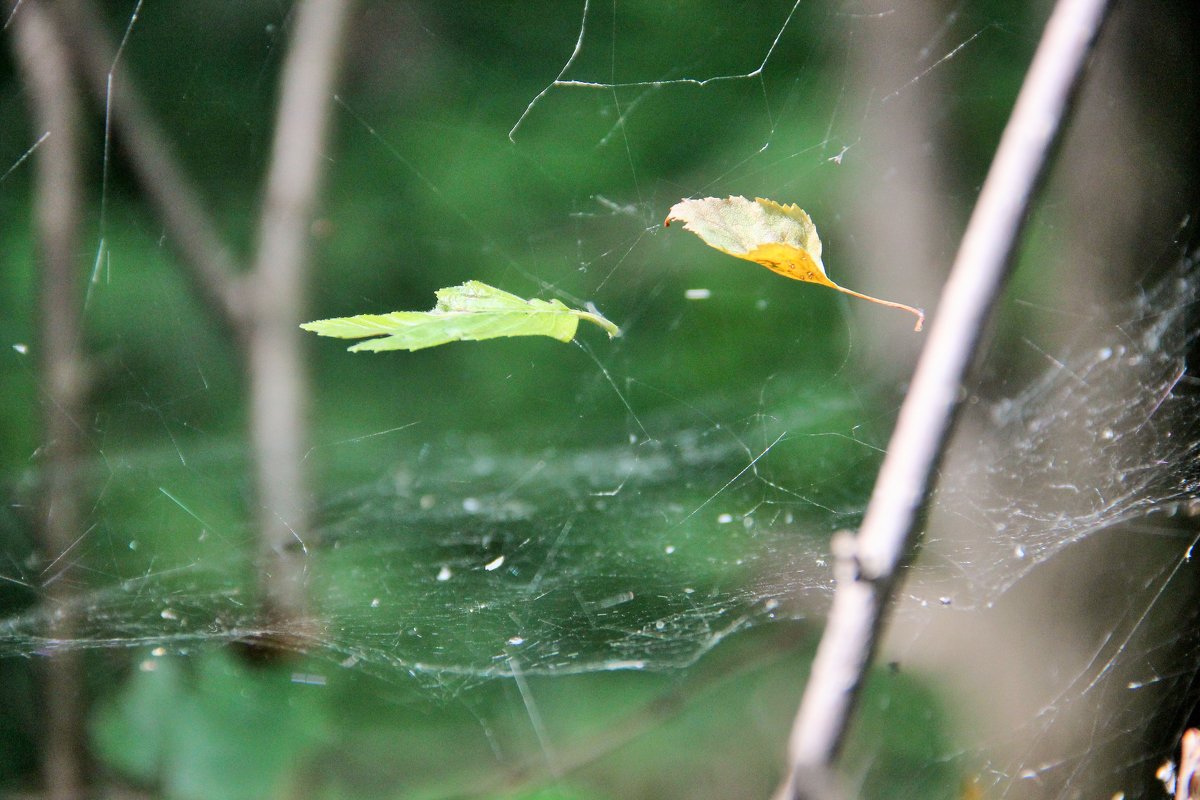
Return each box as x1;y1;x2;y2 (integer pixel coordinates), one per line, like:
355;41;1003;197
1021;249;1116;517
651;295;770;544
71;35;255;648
1;2;1197;799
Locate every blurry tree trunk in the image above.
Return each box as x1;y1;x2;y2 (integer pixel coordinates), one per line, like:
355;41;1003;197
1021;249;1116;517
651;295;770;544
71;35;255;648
1054;1;1200;303
10;0;89;796
835;3;958;376
46;0;352;637
248;0;352;627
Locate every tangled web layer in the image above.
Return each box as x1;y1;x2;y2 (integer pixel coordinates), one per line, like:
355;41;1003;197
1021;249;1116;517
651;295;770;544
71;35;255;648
916;248;1200;608
1;247;1197;699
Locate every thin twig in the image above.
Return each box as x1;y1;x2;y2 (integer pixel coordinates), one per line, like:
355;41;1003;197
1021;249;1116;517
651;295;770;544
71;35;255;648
52;0;247;334
774;0;1114;797
247;0;352;626
9;0;89;796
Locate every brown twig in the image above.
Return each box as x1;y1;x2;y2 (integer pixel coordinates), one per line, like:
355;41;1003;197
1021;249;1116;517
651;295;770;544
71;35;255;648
247;0;352;625
773;0;1115;797
9;0;90;796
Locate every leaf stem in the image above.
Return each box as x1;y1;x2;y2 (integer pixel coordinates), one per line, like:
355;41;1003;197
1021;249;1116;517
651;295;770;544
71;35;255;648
576;310;621;338
829;285;925;331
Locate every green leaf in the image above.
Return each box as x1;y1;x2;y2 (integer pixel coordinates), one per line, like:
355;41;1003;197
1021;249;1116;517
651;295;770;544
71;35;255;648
301;281;620;352
91;651;328;800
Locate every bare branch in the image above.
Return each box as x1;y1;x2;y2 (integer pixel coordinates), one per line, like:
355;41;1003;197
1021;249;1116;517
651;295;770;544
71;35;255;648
9;0;89;795
247;0;352;624
52;0;248;334
775;0;1115;796
47;0;353;636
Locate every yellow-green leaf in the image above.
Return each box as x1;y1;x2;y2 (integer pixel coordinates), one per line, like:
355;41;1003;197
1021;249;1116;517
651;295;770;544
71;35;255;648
301;281;619;352
665;196;924;331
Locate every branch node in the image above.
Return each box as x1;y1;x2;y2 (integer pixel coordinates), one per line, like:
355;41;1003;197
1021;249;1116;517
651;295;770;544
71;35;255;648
830;529;867;584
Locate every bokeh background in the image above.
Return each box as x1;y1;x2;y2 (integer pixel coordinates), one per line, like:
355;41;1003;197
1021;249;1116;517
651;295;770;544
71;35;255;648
1;2;1198;799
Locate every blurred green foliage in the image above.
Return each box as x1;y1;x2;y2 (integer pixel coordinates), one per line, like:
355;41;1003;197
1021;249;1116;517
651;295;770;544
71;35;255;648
88;626;958;800
92;652;329;799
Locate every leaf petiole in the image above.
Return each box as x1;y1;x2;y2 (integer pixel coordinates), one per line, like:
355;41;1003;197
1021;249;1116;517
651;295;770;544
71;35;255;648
828;285;925;331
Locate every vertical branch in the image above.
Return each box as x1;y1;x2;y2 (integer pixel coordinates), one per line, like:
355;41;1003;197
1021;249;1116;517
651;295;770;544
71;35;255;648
10;0;89;796
774;0;1114;797
248;0;352;625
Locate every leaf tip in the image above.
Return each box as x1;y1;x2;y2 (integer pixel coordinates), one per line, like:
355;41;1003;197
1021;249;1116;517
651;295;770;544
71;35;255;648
299;318;337;336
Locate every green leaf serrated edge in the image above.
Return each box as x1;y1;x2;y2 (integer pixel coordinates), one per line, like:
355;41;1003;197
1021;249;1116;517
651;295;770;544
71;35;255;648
301;281;619;353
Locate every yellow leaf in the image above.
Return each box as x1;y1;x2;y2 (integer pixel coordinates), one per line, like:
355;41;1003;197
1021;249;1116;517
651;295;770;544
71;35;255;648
665;196;924;331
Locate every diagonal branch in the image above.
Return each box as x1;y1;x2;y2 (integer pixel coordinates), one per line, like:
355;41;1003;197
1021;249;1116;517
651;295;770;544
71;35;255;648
774;0;1115;796
51;0;247;334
